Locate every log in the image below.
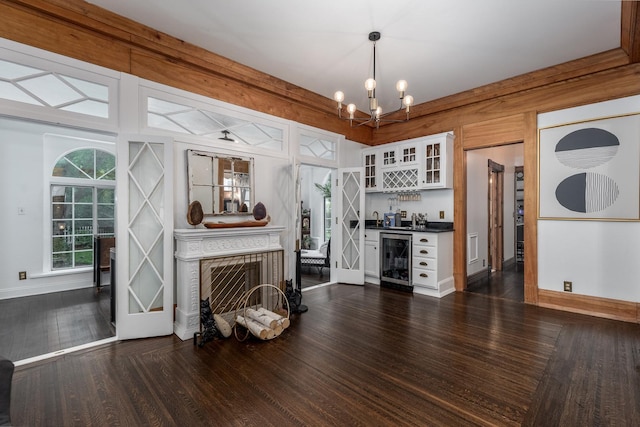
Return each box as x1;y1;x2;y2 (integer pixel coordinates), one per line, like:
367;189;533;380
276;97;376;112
257;307;290;329
246;308;278;329
236;315;274;340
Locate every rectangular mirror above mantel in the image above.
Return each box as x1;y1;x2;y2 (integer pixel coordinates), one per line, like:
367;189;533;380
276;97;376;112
187;149;255;216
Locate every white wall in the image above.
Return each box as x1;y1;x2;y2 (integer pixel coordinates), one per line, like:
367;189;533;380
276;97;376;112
538;95;640;301
466;144;523;276
364;189;454;225
0;117;116;299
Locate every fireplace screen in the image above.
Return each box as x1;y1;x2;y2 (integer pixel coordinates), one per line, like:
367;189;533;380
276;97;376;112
200;249;284;316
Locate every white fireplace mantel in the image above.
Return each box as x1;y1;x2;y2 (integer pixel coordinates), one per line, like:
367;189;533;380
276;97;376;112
173;225;285;340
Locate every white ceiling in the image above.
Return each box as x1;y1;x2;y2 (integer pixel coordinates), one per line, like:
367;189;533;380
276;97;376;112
87;0;621;115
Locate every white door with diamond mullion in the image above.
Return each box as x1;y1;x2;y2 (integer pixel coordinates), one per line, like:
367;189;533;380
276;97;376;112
334;167;364;285
116;135;174;339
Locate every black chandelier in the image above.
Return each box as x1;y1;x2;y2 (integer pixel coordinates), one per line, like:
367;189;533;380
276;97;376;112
333;31;414;128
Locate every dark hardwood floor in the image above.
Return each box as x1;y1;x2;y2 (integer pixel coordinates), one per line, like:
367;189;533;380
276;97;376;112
466;262;524;302
9;283;640;426
301;268;329;288
0;286;114;362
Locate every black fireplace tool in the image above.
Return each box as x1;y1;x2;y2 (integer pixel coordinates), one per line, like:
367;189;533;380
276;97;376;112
287;249;308;313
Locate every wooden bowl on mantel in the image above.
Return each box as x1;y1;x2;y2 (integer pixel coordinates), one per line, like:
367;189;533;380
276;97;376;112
203;216;270;229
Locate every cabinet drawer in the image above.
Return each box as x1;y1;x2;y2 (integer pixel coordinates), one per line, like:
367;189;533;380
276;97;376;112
412;268;437;289
414;258;434;269
413;245;436;258
414;235;435;245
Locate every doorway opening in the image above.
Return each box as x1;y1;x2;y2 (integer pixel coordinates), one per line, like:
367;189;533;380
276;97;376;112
299;164;334;289
465;143;524;302
0;117;116;362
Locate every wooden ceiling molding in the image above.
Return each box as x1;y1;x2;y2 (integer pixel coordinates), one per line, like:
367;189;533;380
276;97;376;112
373;62;640;145
0;0;639;147
621;0;640;63
0;0;373;143
461;114;525;150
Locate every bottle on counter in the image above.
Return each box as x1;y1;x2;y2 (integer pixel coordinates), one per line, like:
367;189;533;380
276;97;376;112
411;212;416;228
395;209;402;227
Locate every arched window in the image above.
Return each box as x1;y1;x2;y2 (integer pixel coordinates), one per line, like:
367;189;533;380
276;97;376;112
51;148;115;270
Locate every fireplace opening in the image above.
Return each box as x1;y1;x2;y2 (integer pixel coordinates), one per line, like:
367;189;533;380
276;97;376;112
200;249;284;322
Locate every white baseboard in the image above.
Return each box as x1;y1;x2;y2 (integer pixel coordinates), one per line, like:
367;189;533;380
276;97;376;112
0;277;100;300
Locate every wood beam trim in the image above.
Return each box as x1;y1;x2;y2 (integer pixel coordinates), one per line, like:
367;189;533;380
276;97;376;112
408;49;629;119
6;0;343;119
452;126;466;292
0;2;131;73
538;289;638;323
0;0;374;144
462;114;525;150
522;111;538;305
621;0;640;63
131;51;372;143
373;62;640;145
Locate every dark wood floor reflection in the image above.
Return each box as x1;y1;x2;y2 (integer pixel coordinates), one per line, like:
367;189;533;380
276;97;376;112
301;268;328;288
465;262;524;302
0;286;114;361
11;284;640;426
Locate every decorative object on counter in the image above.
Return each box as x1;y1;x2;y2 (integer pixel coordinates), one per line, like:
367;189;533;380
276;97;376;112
383;212;396;228
186;200;204;226
203;215;270;228
253;201;267;220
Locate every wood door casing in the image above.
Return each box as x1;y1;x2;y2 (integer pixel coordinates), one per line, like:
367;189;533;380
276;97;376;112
488;159;504;272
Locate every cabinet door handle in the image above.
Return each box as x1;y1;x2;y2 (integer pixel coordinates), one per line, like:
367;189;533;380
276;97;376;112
419;261;428;266
420;273;428;278
420;238;429;243
420;250;429;254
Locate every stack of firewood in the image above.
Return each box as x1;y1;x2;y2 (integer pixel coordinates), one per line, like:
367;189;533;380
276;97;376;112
236;307;290;340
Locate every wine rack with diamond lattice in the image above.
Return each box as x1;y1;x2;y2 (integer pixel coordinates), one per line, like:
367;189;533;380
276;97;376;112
382;168;419;191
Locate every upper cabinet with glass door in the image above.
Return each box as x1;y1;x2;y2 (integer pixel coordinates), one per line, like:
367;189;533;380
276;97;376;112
421;132;453;189
187;150;254;215
362;147;379;192
361;131;453;192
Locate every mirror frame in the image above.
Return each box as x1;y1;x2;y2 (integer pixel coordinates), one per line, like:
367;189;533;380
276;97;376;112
186;149;255;216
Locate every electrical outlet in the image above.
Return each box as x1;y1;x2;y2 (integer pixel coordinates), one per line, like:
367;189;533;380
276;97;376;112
564;281;572;292
439;210;445;219
19;271;27;280
401;210;407;218
482;259;485;267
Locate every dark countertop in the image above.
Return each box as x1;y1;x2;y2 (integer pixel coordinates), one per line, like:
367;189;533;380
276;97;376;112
364;220;454;233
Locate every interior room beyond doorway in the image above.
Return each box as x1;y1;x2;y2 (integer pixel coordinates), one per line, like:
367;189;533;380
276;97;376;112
299;164;333;289
465;143;524;302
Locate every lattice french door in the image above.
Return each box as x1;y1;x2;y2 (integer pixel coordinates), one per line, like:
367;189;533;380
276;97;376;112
334;167;365;285
116;135;174;339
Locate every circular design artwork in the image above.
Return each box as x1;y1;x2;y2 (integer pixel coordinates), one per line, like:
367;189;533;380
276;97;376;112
555;172;619;213
555;128;619;169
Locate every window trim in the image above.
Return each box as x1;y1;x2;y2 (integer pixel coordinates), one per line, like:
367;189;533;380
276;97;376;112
44;143;116;273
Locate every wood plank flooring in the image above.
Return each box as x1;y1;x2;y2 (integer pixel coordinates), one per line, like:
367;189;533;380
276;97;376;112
9;284;640;426
466;262;525;302
301;270;328;288
0;286;114;361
